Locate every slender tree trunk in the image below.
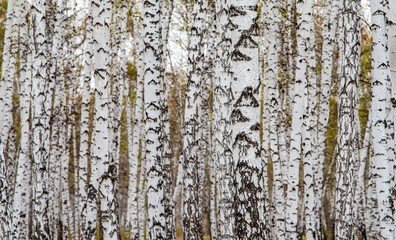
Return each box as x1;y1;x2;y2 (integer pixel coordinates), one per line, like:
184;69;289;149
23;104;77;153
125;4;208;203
370;0;396;239
11;4;32;238
142;1;166;238
213;1;234;239
86;0;116;238
182;0;207;239
31;0;52;238
79;4;93;238
0;134;9;239
286;1;312;238
228;1;266;238
334;1;360;239
262;1;284;239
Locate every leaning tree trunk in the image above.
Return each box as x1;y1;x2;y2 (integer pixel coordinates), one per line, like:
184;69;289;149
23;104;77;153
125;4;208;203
182;0;207;239
142;0;166;239
334;1;360;239
370;0;396;239
228;1;267;238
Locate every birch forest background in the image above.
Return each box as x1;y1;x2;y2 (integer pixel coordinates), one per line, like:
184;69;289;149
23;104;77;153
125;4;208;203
0;0;395;239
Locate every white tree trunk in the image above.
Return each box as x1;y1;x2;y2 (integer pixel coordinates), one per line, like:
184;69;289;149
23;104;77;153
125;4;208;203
142;1;166;238
334;1;360;239
79;4;93;238
0;133;9;239
262;1;284;239
285;0;311;238
182;0;207;239
370;0;396;239
11;3;32;238
31;0;52;238
229;1;266;238
213;1;234;238
86;0;116;238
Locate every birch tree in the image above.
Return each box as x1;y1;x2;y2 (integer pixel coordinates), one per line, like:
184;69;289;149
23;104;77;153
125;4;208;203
370;0;396;238
127;1;144;237
182;0;207;238
78;4;93;237
229;1;266;238
0;137;9;239
86;0;117;238
11;2;32;238
286;0;312;238
334;1;360;238
262;1;284;239
213;1;234;238
142;0;166;238
30;0;52;237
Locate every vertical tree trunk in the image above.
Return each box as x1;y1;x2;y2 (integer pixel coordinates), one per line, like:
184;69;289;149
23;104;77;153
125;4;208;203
228;1;266;238
86;0;116;238
370;0;396;238
127;1;145;237
334;1;360;239
285;0;312;238
79;4;93;238
213;1;234;238
11;3;32;238
142;1;166;238
31;0;52;238
182;0;207;239
0;134;9;238
262;1;284;239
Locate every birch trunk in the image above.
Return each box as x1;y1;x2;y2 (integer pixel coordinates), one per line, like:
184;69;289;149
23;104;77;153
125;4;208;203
262;1;284;239
285;0;311;238
79;4;93;238
86;0;116;238
0;0;19;202
182;0;207;238
228;1;266;238
31;0;52;238
160;1;175;238
127;2;145;237
143;1;166;238
11;4;32;238
370;0;396;238
0;137;9;238
389;0;396;228
334;1;360;238
213;1;234;238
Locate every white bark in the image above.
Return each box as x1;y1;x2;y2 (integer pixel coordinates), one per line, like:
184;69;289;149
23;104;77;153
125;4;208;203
229;1;266;238
11;3;32;238
126;3;144;235
286;0;312;238
370;0;396;238
182;0;207;238
31;0;51;238
78;4;93;238
334;1;360;239
213;1;234;238
86;0;116;238
142;0;166;238
262;1;284;239
0;135;9;239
